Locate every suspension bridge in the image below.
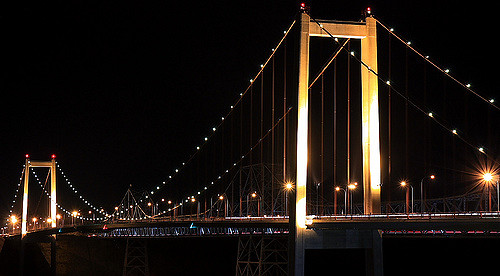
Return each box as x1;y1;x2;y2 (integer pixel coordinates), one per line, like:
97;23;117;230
2;5;499;276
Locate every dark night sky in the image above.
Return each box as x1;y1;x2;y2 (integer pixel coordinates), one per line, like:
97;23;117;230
1;1;497;217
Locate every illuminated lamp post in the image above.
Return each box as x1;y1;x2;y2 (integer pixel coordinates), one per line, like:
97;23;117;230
218;195;226;218
315;182;320;215
420;175;435;213
246;192;260;217
334;187;347;215
285;182;293;216
71;211;78;226
32;217;38;231
400;181;414;214
347;183;358;214
56;214;62;227
10;215;18;234
147;202;153;216
483;173;499;212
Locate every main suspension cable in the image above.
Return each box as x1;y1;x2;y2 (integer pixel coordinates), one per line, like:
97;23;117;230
308;13;499;166
374;17;499;112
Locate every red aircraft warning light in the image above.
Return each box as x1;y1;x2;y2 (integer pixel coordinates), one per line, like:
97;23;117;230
300;2;310;12
51;154;56;159
25;154;30;159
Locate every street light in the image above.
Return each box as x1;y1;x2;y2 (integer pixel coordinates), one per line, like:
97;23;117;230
285;182;293;216
400;181;414;214
10;215;17;234
147;201;154;216
484;173;493;182
483;172;499;212
315;182;320;215
334;187;347;215
56;214;62;227
72;211;78;225
247;192;260;217
420;175;435;213
217;195;228;217
347;182;357;214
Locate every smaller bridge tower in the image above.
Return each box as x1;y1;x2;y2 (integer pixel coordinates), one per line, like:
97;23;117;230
21;154;57;238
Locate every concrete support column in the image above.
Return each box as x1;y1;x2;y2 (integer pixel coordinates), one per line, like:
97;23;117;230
50;157;57;228
365;230;384;276
294;11;310;276
22;157;30;238
297;229;384;276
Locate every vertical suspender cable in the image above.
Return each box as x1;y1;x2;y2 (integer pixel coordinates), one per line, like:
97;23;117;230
221;121;225;195
405;46;409;181
333;58;337;193
442;77;447;197
387;33;392;209
271;55;275;215
230;106;234;216
250;86;253;168
283;40;287;187
249;84;253;204
320;74;325;215
260;71;264;216
347;41;351;185
239;94;243;217
424;61;430;176
205;149;208;216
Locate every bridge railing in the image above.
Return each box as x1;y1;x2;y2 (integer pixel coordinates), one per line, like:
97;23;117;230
314;192;497;216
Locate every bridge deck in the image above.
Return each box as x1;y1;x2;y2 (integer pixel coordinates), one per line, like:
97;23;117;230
312;214;500;233
7;213;500;240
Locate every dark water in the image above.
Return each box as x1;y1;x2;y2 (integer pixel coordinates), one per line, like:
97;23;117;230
1;235;499;275
307;237;500;275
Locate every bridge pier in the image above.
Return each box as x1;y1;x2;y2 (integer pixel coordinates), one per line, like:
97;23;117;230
295;228;383;276
50;236;56;276
19;235;57;276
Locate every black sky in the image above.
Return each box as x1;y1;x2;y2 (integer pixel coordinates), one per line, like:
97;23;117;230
1;1;497;217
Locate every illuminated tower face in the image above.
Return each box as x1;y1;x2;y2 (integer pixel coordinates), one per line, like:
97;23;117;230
295;12;310;229
295;13;381;228
360;17;381;214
